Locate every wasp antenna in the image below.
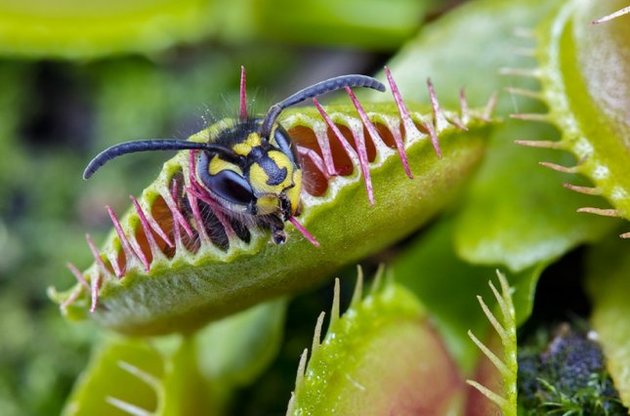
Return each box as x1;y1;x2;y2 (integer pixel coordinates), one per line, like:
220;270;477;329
260;74;386;138
239;65;248;121
83;139;236;179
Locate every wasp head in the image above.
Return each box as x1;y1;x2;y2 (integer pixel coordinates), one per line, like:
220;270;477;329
196;121;302;224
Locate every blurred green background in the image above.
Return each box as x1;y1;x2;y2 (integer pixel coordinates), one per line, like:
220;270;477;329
0;0;438;414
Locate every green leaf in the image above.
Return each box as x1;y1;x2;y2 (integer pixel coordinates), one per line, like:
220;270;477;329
195;299;286;388
393;219;543;373
454;120;615;272
368;0;559;112
587;234;630;409
0;1;219;59
254;0;430;50
62;337;168;416
288;271;463;415
466;272;518;416
62;299;285;415
533;0;630;235
371;0;616;271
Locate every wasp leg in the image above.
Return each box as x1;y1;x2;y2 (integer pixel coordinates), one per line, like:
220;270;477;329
267;216;287;244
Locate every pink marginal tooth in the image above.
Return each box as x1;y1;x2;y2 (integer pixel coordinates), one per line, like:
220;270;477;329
313;98;357;162
90;273;101;313
289;216;320;247
66;262;90;291
345;86;375;205
165;183;195;239
427;79;448;130
298;145;329;179
188;186;235;237
107;250;124;278
239;65;248;121
423;120;443;159
311;98;337;176
130;195;162;259
60;287;81;310
131;195;173;248
186;191;211;244
85;233;112;277
381;67;413;179
170;198;183;250
188;151;198;189
107;205;150;273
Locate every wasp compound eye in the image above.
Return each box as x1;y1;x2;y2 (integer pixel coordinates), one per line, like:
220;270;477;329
271;125;298;165
197;151;256;208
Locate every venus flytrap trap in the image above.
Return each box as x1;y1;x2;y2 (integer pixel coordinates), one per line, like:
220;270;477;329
62;299;285;415
50;68;495;336
510;0;630;238
466;271;517;416
287;268;464;415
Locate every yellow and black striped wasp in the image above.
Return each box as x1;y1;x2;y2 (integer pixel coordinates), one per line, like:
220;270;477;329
83;71;385;245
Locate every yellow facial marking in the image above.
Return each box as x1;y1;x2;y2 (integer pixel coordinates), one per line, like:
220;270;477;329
249;163;273;193
287;170;302;214
256;195;278;215
208;155;242;175
232;133;262;156
267;151;293;188
246;133;262;147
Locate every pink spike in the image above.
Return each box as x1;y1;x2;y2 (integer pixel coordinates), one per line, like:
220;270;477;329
384;67;422;144
188;150;198;187
312;98;356;163
427;79;449;132
107;251;123;278
90;273;101;313
66;262;90;291
131;196;173;248
297;145;329;178
85;233;113;277
60;287;81;311
186;191;211;244
345;87;375;205
539;161;579;174
563;183;601;195
186;185;236;238
620;231;630;239
423;119;443;159
164;183;195;239
310;98;337;176
131;195;162;260
107;206;150;272
577;207;620;217
289;216;320;247
239;65;248;121
383;67;413;178
170;198;183;250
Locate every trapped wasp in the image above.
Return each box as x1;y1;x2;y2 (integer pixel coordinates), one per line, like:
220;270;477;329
83;69;386;246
